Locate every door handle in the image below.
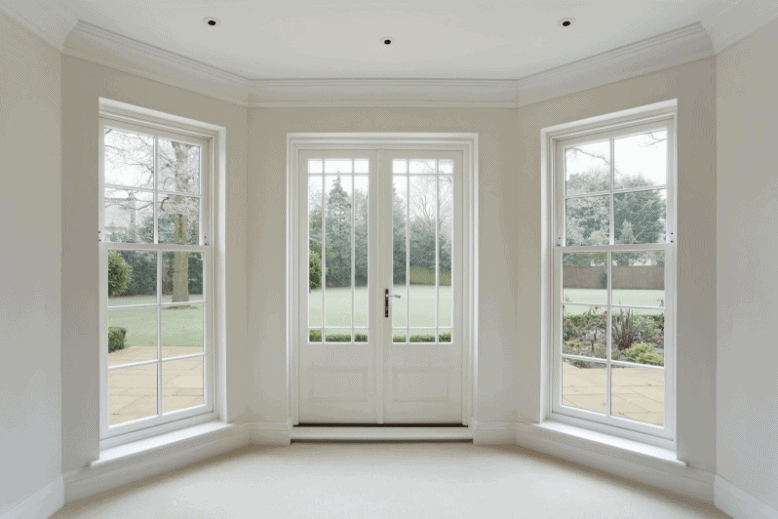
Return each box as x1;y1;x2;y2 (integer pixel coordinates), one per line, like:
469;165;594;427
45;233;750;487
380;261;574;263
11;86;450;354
385;289;401;318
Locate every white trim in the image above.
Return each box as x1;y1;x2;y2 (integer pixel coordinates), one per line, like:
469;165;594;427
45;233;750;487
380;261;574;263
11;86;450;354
0;0;77;51
249;421;293;446
714;475;778;519
471;421;517;445
287;133;478;426
1;477;63;519
516;422;715;504
64;422;248;503
63;19;714;108
291;426;471;442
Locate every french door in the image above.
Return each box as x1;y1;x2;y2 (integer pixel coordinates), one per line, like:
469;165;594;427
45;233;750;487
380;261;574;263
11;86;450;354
296;148;464;424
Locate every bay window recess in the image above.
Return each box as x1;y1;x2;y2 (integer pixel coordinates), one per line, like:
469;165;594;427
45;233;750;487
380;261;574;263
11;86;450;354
99;111;215;444
549;107;676;444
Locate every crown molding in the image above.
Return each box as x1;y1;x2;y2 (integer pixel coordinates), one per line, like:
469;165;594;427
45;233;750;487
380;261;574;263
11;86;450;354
63;20;717;108
702;0;778;53
0;0;77;51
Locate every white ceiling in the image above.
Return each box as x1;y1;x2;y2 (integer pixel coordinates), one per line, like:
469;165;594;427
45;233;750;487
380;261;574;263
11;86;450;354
60;0;723;80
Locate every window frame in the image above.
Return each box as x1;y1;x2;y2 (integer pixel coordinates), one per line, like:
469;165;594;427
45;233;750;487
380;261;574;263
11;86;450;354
98;110;217;446
546;105;677;447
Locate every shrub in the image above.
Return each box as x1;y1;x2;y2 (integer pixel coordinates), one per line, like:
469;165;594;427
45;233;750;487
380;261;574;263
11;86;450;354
309;330;322;342
439;331;452;343
593;344;606;359
623;343;664;366
326;333;352;342
108;326;127;352
599;272;608;289
309;254;322;291
410;334;436;343
107;252;132;296
612;308;645;351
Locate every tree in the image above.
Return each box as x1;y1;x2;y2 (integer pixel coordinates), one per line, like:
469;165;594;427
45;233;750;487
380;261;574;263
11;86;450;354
324;176;352;288
107;251;132;296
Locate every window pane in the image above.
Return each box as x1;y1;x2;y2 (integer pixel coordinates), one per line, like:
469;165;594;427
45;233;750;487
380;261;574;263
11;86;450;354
611;307;664;366
354;176;369;327
309;176;323;328
108;364;157;425
354;159;369;173
324;175;352;327
108;307;158;367
162;252;204;304
308;159;323;174
614;189;666;244
354;330;368;343
104;127;154;189
393;159;407;174
392;176;408;328
439;160;453;174
161;305;203;359
325;159;352;174
565;141;610;195
409;159;435;174
325;330;352;342
409;176;437;327
612;251;664;307
439;330;452;343
309;329;322;342
158;139;200;194
562;359;606;415
410;331;437;343
162;357;204;414
611;366;664;426
104;189;154;243
108;250;156;307
393;332;406;343
439;176;453;328
614;130;667;189
565;195;610;246
562;253;607;305
158;194;200;245
562;305;608;360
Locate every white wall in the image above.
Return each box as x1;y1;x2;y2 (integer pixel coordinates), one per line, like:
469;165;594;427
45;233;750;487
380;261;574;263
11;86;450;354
515;58;718;471
0;11;63;516
60;56;250;472
247;108;519;425
716;18;778;512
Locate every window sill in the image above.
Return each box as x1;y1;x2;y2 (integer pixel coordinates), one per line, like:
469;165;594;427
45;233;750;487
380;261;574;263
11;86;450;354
517;420;685;471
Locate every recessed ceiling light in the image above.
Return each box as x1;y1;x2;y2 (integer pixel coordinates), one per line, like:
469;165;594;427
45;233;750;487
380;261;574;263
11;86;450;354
381;37;394;46
203;17;221;27
558;17;575;28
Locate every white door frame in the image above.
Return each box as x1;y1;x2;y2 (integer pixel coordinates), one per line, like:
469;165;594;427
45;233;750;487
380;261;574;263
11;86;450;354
286;133;479;427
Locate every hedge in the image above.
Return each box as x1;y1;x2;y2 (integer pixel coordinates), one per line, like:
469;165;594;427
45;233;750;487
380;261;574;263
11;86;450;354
108;326;127;352
308;330;451;343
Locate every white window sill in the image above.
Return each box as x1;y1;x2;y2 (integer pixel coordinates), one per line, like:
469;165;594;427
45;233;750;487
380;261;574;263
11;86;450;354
93;420;239;468
518;420;685;471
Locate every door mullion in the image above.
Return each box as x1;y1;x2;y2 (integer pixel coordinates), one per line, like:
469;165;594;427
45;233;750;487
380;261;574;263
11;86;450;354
375;149;385;424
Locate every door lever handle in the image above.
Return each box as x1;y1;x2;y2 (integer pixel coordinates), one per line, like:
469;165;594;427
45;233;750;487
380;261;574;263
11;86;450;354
385;289;401;317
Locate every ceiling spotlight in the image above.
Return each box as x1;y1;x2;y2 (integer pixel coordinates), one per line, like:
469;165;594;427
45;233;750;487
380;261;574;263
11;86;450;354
558;17;575;28
381;37;394;46
203;17;221;27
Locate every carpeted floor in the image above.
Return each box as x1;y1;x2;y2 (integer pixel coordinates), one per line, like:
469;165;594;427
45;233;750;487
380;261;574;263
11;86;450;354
52;443;730;519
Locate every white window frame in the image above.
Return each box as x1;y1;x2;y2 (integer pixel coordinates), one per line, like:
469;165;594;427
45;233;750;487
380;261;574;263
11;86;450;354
543;101;677;447
98;105;217;447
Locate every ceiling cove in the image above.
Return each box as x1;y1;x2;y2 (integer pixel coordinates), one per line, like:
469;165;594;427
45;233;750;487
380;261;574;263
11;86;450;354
1;0;777;107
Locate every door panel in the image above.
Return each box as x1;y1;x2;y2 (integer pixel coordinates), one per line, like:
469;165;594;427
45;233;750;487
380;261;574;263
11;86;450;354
297;149;463;424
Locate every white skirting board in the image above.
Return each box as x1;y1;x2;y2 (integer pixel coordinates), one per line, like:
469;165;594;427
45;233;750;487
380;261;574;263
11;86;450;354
471;421;518;445
714;476;778;519
249;421;292;445
1;476;63;519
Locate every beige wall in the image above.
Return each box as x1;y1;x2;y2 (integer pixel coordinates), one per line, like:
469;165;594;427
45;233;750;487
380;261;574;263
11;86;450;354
0;11;63;514
516;58;717;470
247;107;519;424
60;56;250;472
716;18;778;510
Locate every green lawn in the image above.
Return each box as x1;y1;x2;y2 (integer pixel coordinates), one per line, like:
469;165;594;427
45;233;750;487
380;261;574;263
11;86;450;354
108;303;203;348
308;285;452;329
563;289;664;315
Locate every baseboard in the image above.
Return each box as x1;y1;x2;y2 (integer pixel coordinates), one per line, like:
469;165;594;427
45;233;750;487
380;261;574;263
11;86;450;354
715;475;778;519
515;422;715;504
249;421;292;445
1;476;64;519
64;422;249;503
471;421;518;445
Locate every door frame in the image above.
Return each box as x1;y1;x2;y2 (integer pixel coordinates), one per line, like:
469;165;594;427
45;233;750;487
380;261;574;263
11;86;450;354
286;133;479;427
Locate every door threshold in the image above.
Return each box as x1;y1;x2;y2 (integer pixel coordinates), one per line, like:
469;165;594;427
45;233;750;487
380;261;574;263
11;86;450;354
291;425;473;442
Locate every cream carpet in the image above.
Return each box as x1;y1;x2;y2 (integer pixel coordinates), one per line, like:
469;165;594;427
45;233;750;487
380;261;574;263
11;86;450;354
52;443;729;519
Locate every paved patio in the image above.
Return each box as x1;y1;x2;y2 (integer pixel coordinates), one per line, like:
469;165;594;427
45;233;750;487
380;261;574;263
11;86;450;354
108;346;203;425
563;361;664;425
